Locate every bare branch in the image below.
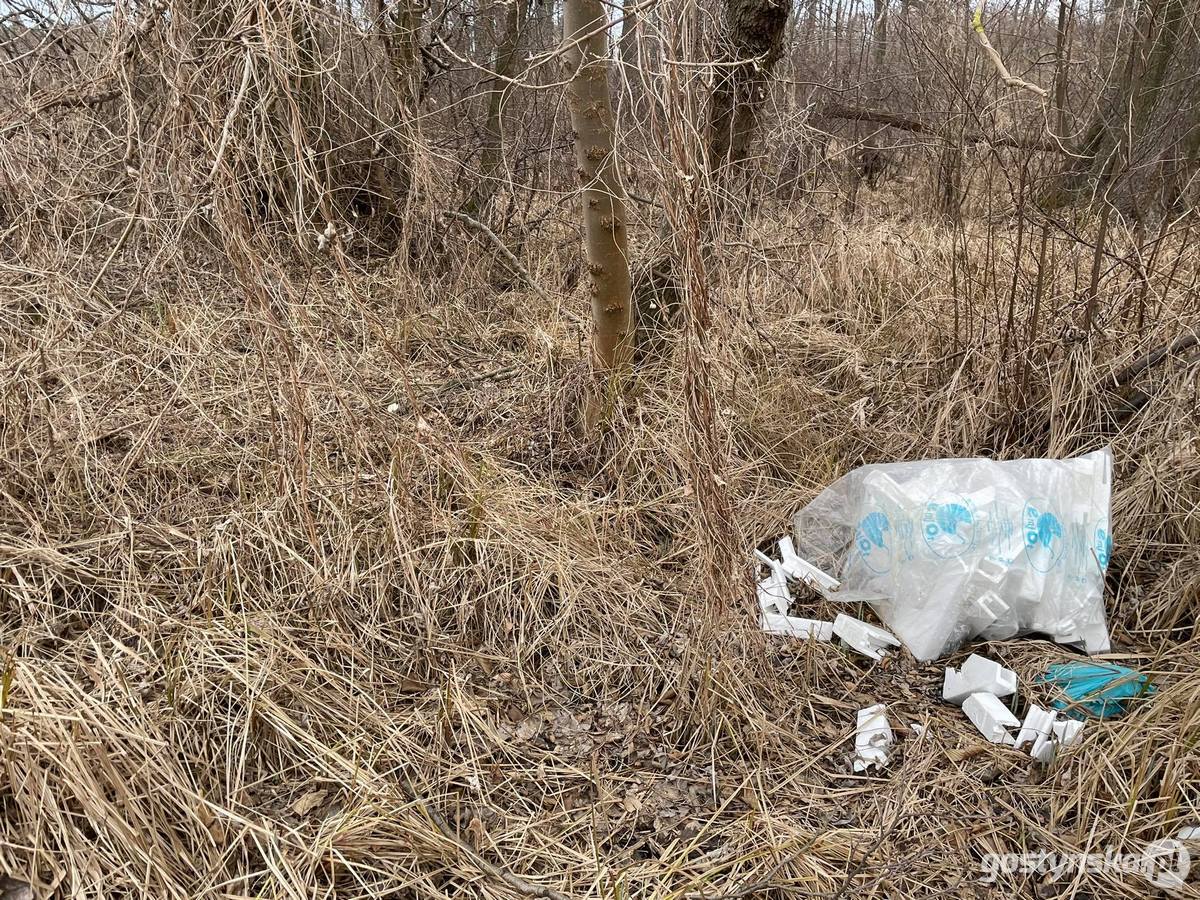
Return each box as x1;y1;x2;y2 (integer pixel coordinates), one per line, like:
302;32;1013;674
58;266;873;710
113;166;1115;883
972;1;1049;99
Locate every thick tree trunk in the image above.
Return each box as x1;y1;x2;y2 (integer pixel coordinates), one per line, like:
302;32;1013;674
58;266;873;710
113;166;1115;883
564;0;634;378
707;0;790;197
464;0;525;215
1044;0;1191;207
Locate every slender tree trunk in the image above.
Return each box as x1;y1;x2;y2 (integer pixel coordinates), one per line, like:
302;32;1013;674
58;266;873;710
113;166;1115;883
871;0;888;69
1052;0;1073;136
370;0;424;210
564;0;634;381
707;0;790;210
465;0;525;215
619;0;640;74
373;0;423;113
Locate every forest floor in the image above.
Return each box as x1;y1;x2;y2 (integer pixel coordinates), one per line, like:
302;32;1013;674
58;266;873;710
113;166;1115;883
2;202;1199;898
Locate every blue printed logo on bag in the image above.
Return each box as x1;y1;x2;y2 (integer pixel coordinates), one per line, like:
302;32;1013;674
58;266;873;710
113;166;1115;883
856;511;892;574
1023;500;1066;572
1094;524;1112;570
922;496;975;559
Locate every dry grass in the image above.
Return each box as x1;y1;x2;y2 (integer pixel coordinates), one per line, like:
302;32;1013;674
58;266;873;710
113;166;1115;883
3;3;1200;898
3;203;1199;898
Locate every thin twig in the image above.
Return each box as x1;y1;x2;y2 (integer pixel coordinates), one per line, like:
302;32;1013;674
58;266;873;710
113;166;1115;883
442;210;555;305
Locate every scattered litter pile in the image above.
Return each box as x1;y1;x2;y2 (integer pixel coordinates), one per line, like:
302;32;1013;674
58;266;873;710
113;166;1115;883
943;654;1084;762
755;541;900;658
755;536;1097;767
750;449;1158;773
845;654;1091;773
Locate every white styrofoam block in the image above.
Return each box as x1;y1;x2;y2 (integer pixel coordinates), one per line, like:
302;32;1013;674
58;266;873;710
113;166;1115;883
1031;738;1056;764
754;548;783;574
963;692;1020;744
959;654;1017;697
1051;624;1084;645
967;590;1003;630
852;703;893;772
1014;705;1055;750
1011;707;1084;763
833;613;901;660
942;654;1017;704
980;619;1021;641
942;669;972;704
756;567;790;615
1080;618;1111;654
974;556;1008;585
776;535;799;565
761;613;834;642
973;591;1020;640
1014;704;1057;761
778;536;841;595
1053;718;1084;747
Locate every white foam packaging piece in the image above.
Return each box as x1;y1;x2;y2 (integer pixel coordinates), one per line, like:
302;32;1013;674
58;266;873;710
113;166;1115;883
1053;718;1084;748
942;654;1018;704
833;613;901;660
963;692;1021;744
1014;704;1058;762
1013;704;1085;763
776;536;840;596
792;449;1114;661
756;566;790;615
853;704;893;772
761;613;834;641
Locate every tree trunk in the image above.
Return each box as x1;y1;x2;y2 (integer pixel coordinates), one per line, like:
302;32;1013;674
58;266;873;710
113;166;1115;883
564;0;634;380
1043;0;1192;207
871;0;888;69
371;0;424;212
464;0;526;215
619;0;641;74
373;0;423;114
1051;0;1073;136
707;0;790;202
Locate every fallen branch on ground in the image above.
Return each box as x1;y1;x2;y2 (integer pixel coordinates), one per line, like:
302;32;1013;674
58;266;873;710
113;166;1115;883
1109;332;1200;388
821;103;1060;153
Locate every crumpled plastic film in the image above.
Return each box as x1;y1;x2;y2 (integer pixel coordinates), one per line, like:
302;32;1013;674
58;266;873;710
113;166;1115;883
792;449;1112;661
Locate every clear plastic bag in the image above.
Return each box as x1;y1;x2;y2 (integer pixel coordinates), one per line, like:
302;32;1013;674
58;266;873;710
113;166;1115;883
792;449;1112;661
